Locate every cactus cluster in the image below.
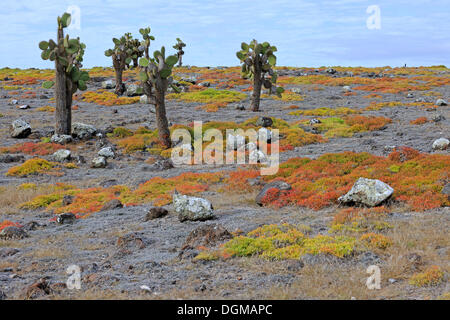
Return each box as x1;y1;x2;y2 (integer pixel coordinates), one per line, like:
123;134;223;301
39;13;89;93
173;38;186;67
236;39;284;111
124;33;144;69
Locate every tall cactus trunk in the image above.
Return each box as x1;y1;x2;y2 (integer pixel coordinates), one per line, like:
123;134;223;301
114;68;124;96
251;66;262;112
155;86;171;149
178;53;183;67
54;26;71;135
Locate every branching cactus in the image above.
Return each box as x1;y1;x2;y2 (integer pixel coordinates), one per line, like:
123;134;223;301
139;29;180;148
39;12;89;135
105;35;133;95
173;38;186;67
124;33;144;69
236;40;284;112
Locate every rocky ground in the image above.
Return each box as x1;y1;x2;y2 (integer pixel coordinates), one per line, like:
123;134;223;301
0;66;448;300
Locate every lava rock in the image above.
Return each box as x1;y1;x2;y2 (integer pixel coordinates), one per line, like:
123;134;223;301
144;207;168;221
101;199;123;211
256;116;273;128
255;181;292;206
0;226;28;240
56;213;77;224
72;122;97;140
51;134;73;144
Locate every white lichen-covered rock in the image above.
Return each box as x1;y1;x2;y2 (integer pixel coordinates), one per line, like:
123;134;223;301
338;177;394;207
98;146;115;158
249;149;268;164
125;84;142;97
51;134;73;144
101;80;115;89
432;138;449;150
173;191;214;222
72;123;97;140
226;133;246;151
435;98;448;106
91;156;107;168
10;119;31;138
342;86;352;92
52;149;71;162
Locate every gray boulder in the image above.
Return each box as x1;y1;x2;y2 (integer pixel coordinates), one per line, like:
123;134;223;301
91;156;107;168
10;119;31;138
338;178;394;207
173;191;214;222
51;134;73;144
432;138;449;150
102;80;115;89
125;84;143;97
52;149;71;162
72;122;97;140
98;146;115;158
435;99;448;106
0;226;28;240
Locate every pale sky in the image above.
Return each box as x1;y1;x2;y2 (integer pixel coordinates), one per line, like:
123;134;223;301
0;0;449;69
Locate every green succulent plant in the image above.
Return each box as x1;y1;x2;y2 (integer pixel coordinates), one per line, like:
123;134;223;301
236;39;284;111
173;38;186;67
39;13;89;93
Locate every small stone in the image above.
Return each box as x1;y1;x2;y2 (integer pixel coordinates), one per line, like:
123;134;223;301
144;207;168;221
62;195;74;206
435;98;447;106
102;80;115;89
10;119;31;138
432;114;445;122
256;116;273;128
0;226;28;240
52;149;71;162
51;134;73;144
19;104;30;109
56;213;76;224
182;224;232;250
309;118;321;125
91;156;107;168
249;149;268;164
101;199;123;211
342;86;352;92
388;278;397;284
198;81;210;87
72;122;97;140
98;146;115;158
432;138;449;150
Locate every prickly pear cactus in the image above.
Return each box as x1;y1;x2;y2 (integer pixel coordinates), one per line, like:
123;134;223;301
173;38;186;67
105;33;138;95
39;13;89;93
236;39;284;111
38;12;89;135
138;28;180;149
